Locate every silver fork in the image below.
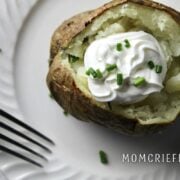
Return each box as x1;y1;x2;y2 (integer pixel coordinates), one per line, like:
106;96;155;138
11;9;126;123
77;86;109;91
0;109;55;167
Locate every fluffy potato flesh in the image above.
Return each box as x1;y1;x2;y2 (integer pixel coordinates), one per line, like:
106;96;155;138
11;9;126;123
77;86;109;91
64;2;180;124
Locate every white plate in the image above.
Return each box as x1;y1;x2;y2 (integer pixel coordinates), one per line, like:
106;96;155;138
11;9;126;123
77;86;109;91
0;0;180;180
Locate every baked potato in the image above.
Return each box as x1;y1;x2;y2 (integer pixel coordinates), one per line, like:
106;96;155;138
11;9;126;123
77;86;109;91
47;0;180;135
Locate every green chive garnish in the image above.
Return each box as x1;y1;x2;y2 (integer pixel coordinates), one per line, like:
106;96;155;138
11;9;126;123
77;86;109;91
133;77;146;87
106;64;117;72
86;68;97;78
91;69;97;78
96;69;103;78
86;68;103;79
155;65;162;74
116;43;123;51
117;73;123;85
68;54;79;63
147;61;155;69
99;150;108;165
86;69;91;76
64;111;68;116
124;39;131;48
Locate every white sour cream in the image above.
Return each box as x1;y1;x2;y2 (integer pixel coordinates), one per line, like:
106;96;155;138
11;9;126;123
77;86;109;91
84;31;167;104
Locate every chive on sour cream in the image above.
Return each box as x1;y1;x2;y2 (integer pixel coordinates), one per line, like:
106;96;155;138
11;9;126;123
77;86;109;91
84;31;167;104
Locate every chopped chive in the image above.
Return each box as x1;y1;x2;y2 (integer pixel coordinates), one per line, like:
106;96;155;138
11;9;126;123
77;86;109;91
96;69;103;79
117;73;123;85
116;43;123;51
124;39;131;48
106;64;117;72
99;150;108;165
90;69;97;78
86;69;91;76
68;54;79;63
63;111;68;116
86;68;97;78
155;65;162;74
86;68;103;79
147;61;155;69
133;77;146;87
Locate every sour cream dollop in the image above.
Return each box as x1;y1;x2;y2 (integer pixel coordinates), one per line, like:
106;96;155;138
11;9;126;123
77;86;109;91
84;31;167;104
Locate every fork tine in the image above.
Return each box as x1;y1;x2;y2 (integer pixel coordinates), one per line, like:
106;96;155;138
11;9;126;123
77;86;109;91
0;134;48;161
0;109;55;145
0;122;52;153
0;145;43;168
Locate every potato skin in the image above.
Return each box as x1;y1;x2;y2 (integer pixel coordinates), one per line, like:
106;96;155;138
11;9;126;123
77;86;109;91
47;55;168;135
50;0;180;59
47;0;180;135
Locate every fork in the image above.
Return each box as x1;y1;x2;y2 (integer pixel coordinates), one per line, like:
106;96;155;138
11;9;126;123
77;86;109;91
0;109;55;167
